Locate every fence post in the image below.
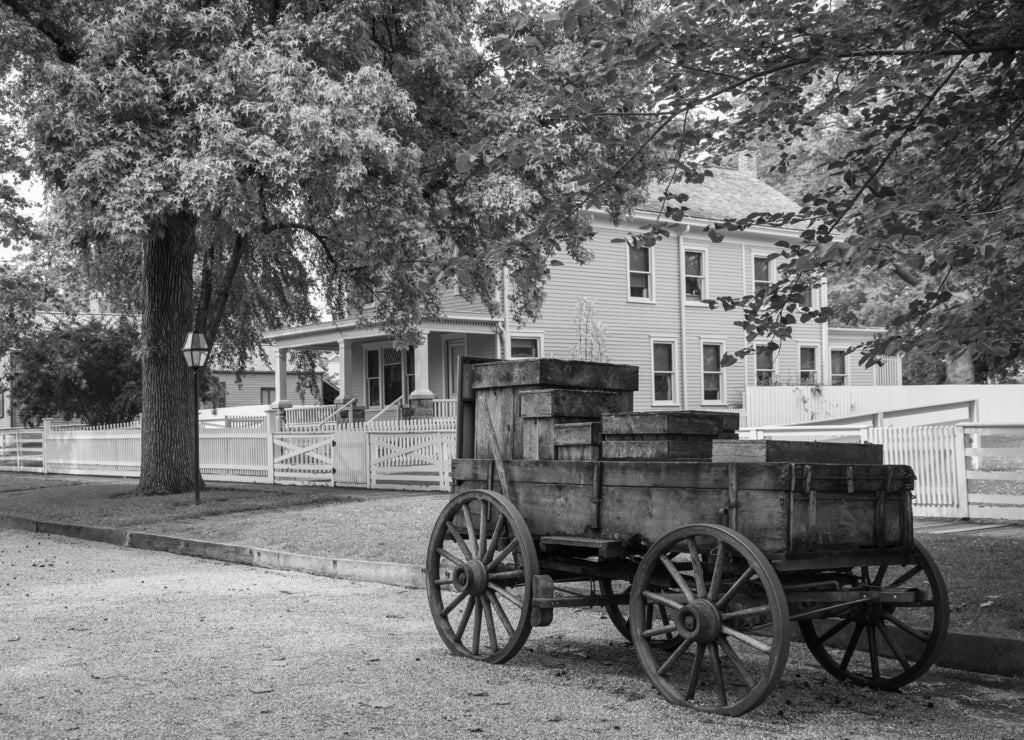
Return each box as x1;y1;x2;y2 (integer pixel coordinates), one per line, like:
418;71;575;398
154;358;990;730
265;409;277;484
41;418;54;474
952;425;969;518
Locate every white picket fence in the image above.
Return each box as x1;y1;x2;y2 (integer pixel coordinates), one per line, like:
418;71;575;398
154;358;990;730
743;423;1024;520
18;415;456;491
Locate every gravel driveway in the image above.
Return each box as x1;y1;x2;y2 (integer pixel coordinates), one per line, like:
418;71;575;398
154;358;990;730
2;531;1021;739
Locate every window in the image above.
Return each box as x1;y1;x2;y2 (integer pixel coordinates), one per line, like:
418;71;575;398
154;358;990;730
831;350;848;386
260;387;276;405
651;341;677;403
366;347;412;407
800;347;818;385
684;250;705;301
628;244;652;299
702;343;723;402
755;346;775;386
510;337;539;358
753;255;772;294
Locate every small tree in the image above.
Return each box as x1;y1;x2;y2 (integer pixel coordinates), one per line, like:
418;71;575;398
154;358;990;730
571;296;608;363
9;318;142;427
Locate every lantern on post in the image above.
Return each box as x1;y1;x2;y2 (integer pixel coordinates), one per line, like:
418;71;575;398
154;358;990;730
181;331;209;505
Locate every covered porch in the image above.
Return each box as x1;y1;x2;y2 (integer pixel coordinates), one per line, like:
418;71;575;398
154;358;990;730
262;315;504;421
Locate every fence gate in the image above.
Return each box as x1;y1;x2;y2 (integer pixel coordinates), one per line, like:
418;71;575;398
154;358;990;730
334;428;369;486
367;429;454;491
272;431;336;486
868;426;968;518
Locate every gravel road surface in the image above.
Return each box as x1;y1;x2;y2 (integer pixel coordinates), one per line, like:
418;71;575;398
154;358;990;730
2;532;1021;739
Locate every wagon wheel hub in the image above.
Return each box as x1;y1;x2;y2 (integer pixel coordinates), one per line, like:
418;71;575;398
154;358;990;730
674;598;722;644
452;559;490;597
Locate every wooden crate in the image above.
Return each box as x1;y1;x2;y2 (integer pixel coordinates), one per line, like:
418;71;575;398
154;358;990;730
601;411;739;461
468;359;637;461
520;389;625;460
553;422;602;461
451;458;915;569
712;439;884;464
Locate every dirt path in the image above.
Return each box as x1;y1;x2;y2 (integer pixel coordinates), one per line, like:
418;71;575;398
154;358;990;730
2;531;1022;739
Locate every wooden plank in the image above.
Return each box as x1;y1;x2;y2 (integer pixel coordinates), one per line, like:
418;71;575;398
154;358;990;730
601;438;713;460
554;422;602;446
519;389;629;419
602;411;729;436
711;440;884;465
471;358;639;391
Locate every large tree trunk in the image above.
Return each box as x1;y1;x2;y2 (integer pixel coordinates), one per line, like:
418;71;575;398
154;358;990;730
137;210;198;495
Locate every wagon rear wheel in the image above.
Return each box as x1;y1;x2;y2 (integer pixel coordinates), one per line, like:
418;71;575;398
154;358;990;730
600;577;683;651
629;524;790;716
426;489;538;664
797;539;948;689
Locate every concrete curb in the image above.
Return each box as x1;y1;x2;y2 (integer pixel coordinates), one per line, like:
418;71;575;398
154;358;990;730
0;514;424;589
3;513;1022;679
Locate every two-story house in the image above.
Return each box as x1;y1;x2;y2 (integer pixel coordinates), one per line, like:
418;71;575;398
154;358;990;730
261;165;899;418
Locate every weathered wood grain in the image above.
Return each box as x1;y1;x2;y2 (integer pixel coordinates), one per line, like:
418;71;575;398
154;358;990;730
602;411;734;436
519;389;629;419
712;439;884;464
471;358;639;391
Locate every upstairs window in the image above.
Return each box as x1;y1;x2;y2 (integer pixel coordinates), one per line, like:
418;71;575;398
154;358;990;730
831;350;848;386
684;250;705;301
800;347;818;385
702;343;723;402
652;341;677;403
755;346;775;386
753;256;772;294
628;244;652;299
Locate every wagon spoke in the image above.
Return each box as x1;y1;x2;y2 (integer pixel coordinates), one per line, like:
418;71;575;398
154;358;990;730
481;513;506;563
717;637;757;689
658;555;696;604
453;595;474;640
657;637;695;676
883;611;929;642
709;643;728;707
684;644;706;700
715;567;755;610
445;521;473;560
433;577;454;587
489;583;524;608
871;564;888;587
643;589;684;611
866;624;880;680
839;622;865;671
721;604;772;622
886;564;923;589
686;538;708;599
461;504;478;557
877;620;912;672
486;592;514;636
642;623;678;639
708;544;727;602
440;589;469;618
816;615;853;645
478;503;490;560
483;597;498;653
436;547;464;568
721;625;773;654
488;569;524;581
487;539;519;572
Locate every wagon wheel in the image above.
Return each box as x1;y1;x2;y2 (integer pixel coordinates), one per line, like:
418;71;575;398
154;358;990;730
425;489;538;664
599;577;683;650
797;539;948;689
629;524;790;716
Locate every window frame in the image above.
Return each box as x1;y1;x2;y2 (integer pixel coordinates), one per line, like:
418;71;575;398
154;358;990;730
509;334;543;359
260;387;276;405
683;247;708;304
752;252;776;295
364;344;414;408
754;345;776;386
830;349;848;386
626;243;655;303
650;338;680;407
700;340;726;405
799;345;819;385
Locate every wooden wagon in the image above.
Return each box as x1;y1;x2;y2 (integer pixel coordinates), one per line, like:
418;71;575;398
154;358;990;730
425;359;949;716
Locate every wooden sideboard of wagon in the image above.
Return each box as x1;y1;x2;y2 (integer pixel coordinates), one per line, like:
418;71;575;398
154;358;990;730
425;358;949;716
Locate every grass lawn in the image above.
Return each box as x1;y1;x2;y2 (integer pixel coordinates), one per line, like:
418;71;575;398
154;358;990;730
1;472;1022;640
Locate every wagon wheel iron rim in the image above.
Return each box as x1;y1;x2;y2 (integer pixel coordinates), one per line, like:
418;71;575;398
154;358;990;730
797;539;949;689
629;524;790;716
425;489;538;664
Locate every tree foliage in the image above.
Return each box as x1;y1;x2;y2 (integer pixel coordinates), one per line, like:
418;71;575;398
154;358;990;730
7;318;142;426
482;0;1024;375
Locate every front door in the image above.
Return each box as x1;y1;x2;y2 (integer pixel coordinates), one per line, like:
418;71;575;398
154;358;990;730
445;338;467;398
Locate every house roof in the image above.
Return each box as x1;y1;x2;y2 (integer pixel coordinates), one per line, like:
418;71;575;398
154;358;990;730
637;167;801;222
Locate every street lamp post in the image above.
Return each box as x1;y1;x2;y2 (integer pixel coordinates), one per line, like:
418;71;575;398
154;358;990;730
181;332;209;505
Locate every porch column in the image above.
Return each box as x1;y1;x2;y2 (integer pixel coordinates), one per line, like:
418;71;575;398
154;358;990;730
408;335;434;417
333;339;349;401
273;346;288;405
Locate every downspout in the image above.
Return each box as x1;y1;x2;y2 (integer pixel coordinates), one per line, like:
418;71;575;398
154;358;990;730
678;225;691;408
501;265;512;360
819;277;830;384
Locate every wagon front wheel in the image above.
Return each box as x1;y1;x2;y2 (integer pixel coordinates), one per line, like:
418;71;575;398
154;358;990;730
426;489;538;663
797;539;948;689
629;524;790;716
